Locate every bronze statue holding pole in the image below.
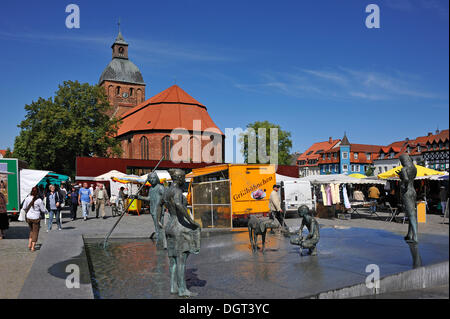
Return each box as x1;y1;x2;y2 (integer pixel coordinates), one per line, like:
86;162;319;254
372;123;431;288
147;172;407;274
135;172;167;249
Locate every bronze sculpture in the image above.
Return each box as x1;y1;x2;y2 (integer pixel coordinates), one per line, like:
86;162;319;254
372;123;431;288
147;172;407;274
290;205;320;256
397;154;418;243
137;172;167;249
164;169;201;297
248;215;280;253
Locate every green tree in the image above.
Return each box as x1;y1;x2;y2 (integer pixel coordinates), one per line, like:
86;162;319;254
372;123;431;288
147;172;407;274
14;80;122;176
365;165;375;177
239;121;292;165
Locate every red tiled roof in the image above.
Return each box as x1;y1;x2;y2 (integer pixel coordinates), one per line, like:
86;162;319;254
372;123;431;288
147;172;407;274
297;139;340;166
378;130;449;159
0;150;6;156
117;85;223;137
350;144;383;153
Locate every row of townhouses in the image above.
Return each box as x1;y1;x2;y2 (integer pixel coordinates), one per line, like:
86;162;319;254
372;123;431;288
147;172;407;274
297;129;449;177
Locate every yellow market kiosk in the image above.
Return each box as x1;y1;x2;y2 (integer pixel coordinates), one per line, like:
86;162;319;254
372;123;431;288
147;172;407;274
186;164;276;228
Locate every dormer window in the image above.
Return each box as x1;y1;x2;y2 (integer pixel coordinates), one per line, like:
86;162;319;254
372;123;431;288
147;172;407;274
380;153;385;159
354;152;358;160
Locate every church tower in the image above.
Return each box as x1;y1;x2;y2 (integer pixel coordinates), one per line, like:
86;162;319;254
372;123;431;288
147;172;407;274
99;25;146;118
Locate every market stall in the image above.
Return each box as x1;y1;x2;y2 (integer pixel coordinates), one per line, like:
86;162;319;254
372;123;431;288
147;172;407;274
378;165;448;222
298;174;387;219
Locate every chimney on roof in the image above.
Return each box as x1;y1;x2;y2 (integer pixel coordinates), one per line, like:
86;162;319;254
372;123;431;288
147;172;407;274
436;129;440;134
329;137;332;144
428;132;433;136
405;137;409;142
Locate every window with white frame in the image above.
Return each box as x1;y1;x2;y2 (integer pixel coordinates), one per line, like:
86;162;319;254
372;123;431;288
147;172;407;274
335;164;339;171
366;153;371;160
342;164;348;171
342;152;348;159
354;152;358;159
351;164;355;171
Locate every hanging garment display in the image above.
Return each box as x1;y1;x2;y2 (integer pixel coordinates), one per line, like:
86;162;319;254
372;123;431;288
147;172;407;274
326;185;332;207
332;183;341;204
343;184;351;209
320;184;328;206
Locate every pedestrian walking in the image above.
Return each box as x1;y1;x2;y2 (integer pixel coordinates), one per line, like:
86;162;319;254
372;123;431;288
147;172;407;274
46;184;64;231
368;185;380;214
118;186;127;211
94;184;109;219
78;182;93;221
23;187;47;251
60;184;68;206
68;187;79;220
0;191;9;239
269;184;283;233
440;186;448;216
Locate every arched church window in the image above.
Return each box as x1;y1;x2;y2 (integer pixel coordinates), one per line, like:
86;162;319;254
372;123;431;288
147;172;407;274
140;136;149;160
137;89;142;102
162;136;172;160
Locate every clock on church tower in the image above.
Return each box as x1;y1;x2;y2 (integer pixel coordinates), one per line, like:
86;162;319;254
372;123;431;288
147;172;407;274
99;27;146;118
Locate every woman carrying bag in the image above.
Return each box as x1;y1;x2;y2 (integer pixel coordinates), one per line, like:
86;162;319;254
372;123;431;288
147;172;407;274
0;191;8;239
23;187;47;251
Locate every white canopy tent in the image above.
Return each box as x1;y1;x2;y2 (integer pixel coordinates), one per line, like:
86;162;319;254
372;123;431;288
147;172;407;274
94;170;126;182
276;174;301;183
298;173;387;185
19;169;50;203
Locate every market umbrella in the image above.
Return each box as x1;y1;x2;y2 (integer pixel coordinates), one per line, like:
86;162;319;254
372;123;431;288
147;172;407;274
37;172;69;186
377;165;446;179
348;173;367;179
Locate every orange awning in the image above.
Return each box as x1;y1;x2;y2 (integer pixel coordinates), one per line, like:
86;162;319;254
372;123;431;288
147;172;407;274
186;164;229;178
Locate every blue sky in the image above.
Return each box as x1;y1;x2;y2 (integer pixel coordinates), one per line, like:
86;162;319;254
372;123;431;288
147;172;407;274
1;0;448;158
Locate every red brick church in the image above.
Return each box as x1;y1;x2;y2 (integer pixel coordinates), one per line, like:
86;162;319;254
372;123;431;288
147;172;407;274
99;30;224;164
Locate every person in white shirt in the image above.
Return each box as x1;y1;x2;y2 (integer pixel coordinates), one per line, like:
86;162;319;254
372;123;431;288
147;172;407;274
23;187;48;251
269;184;284;233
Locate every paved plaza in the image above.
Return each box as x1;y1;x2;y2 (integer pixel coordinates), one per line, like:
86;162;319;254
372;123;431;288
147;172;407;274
0;207;448;299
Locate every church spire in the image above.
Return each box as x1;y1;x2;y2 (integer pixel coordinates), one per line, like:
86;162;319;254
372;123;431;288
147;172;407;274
111;20;128;59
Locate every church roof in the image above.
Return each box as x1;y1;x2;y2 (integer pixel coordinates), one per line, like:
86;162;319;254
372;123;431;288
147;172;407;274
117;85;223;136
113;31;128;46
99;58;145;85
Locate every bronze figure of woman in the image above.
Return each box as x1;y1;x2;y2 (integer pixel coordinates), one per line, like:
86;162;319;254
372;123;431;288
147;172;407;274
137;172;167;249
164;169;201;297
397;154;418;243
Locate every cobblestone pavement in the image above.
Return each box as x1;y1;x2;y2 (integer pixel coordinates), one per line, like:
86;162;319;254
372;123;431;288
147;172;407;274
0;220;48;298
0;206;448;298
